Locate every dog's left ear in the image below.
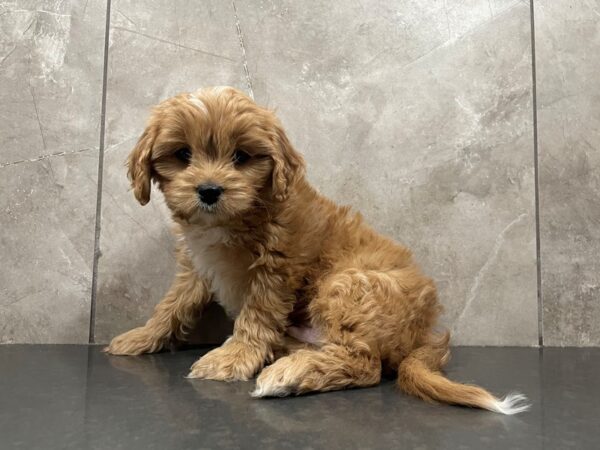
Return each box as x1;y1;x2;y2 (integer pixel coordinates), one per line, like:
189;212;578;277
127;125;157;205
271;122;305;201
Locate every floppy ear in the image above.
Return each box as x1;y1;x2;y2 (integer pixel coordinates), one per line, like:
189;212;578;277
271;122;305;201
127;126;156;205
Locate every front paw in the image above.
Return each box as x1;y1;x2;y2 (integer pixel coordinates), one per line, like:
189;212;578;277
104;326;166;356
187;340;265;381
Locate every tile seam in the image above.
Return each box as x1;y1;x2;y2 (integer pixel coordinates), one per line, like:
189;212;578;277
89;0;112;344
232;1;254;100
530;0;543;347
0;148;95;168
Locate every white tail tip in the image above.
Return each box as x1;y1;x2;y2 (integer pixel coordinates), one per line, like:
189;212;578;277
488;392;530;415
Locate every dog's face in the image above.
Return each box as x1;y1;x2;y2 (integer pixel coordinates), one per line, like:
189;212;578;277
127;87;304;224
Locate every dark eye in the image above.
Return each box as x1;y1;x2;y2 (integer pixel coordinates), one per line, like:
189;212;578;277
174;147;191;164
232;149;251;166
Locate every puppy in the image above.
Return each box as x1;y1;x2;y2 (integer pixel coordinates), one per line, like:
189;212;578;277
106;86;528;414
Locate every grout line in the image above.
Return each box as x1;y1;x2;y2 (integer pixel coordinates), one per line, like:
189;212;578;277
0;148;95;168
232;0;254;100
530;0;543;347
89;0;111;344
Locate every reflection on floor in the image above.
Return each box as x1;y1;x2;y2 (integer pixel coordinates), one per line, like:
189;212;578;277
1;346;599;449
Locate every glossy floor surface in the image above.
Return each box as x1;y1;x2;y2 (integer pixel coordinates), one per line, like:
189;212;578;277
1;346;599;449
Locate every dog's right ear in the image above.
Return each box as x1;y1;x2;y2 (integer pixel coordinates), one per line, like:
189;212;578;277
127;126;157;205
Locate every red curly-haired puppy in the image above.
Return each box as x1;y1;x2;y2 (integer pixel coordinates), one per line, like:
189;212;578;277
105;86;529;414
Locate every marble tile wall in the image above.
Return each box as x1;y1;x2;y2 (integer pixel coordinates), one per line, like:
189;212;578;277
92;0;243;344
236;0;538;346
0;1;597;346
535;0;600;346
0;1;106;343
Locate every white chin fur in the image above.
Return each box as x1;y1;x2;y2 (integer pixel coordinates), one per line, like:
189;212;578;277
487;393;530;415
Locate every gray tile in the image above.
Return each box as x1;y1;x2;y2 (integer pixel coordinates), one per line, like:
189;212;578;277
535;1;600;346
0;346;90;449
0;152;98;343
0;1;106;162
3;346;600;449
94;0;245;343
236;1;537;345
0;0;106;343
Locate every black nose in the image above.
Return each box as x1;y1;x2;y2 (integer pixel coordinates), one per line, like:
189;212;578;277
197;184;223;205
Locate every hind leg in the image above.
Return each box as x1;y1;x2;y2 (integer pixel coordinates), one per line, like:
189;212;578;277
252;269;387;397
253;265;442;397
252;344;380;397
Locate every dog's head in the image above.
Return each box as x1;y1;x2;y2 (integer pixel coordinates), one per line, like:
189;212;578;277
127;87;305;223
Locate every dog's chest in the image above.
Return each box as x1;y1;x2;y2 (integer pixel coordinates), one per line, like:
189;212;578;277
183;227;253;317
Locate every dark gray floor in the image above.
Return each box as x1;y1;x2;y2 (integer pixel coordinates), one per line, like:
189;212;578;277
1;346;599;450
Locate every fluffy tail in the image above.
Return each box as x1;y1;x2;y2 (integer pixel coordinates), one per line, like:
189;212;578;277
397;343;529;415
